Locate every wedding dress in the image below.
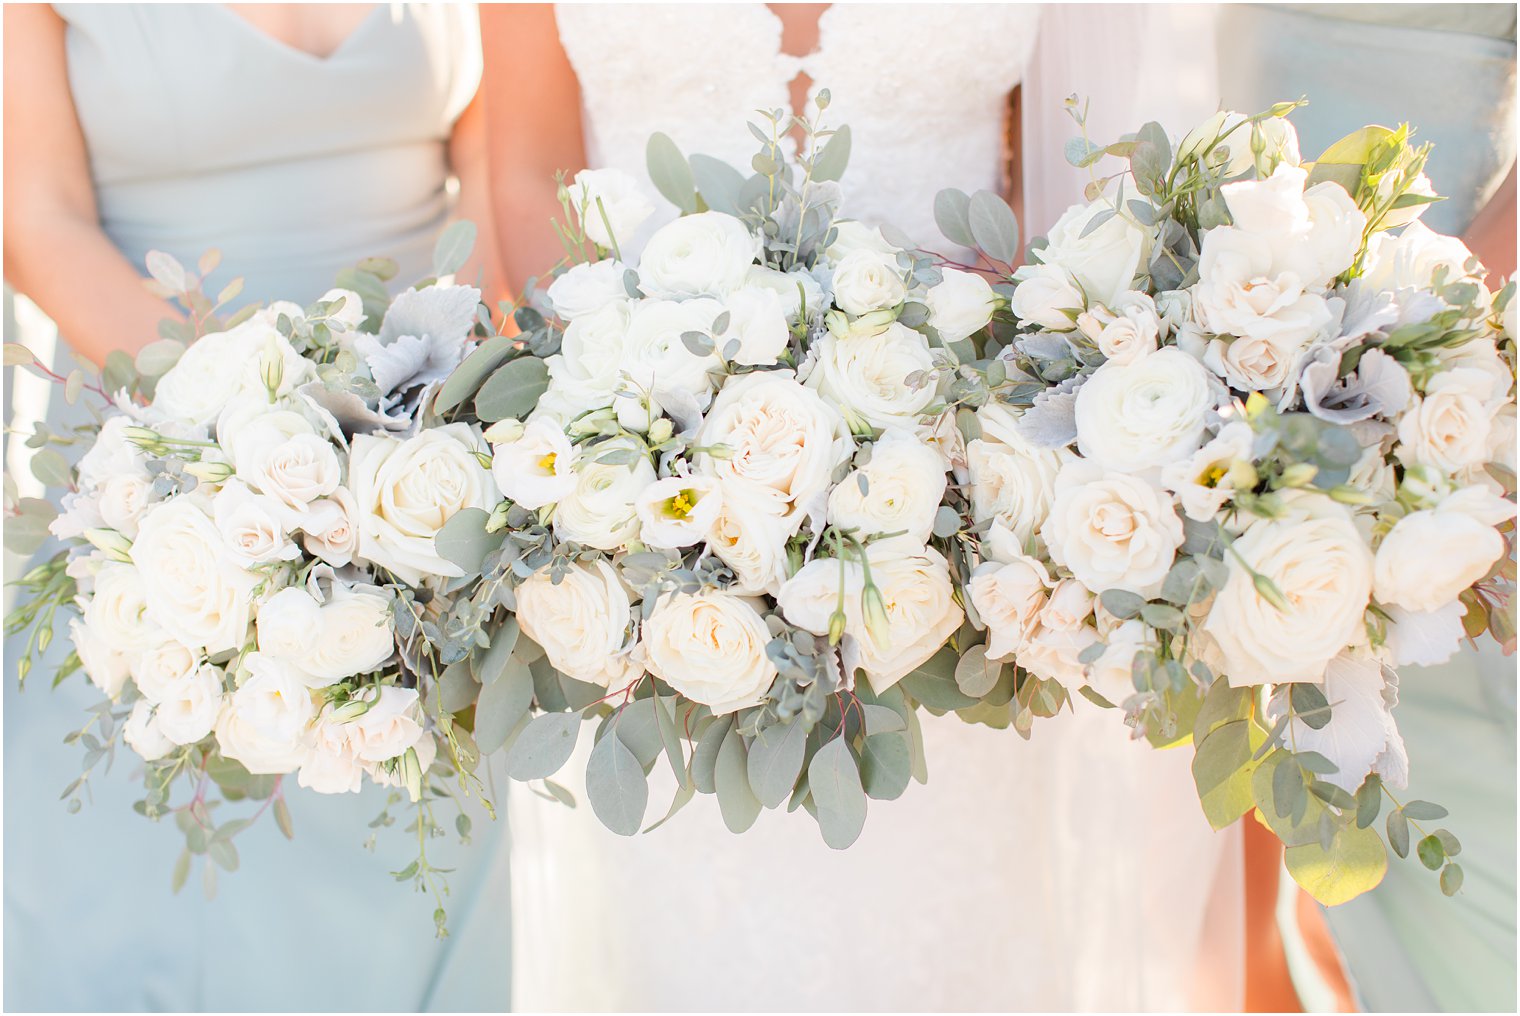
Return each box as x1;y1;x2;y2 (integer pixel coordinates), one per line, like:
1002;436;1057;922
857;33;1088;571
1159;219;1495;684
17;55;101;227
508;5;1240;1010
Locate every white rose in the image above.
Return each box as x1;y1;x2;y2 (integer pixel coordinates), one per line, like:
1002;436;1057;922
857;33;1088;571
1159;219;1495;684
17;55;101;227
1077;291;1161;365
1396;367;1507;476
968;553;1052;661
153;323;270;427
219;406;313;471
1160;421;1257;521
826;220;899;261
211;480;301;567
256;586;324;664
1374;486;1512;612
719;286;791;366
851;546;964;691
239;431;341;512
1075;347;1215;474
234;652;317;741
642;589;778;713
804;322;937;432
547;259;633;320
1086;618;1149;704
1300;180;1366;288
1041;460;1184;598
831;249;907;316
490;418;578;509
636;474;723;549
85;562;159;653
349;423;497;584
300;487;361;567
1203;494;1373;685
1037;199;1151;306
124;700;175;761
70;617;131;699
216;697;309;776
131;637;200;705
696;371;852;525
132;497;258;654
1018;579;1099;690
705;485;794;596
345;686;425;763
552;438;656;551
570;168;655;250
300;582;396;686
1009;263;1084;330
1346;440;1398;504
155;664;224;745
966;402;1073;547
618;298;726;409
97;473;154;538
298;707;364;794
516;561;641;688
638;212;759;299
777;555;864;637
746;265;825;323
924;268;996;343
827;428;947;543
77;416;152;488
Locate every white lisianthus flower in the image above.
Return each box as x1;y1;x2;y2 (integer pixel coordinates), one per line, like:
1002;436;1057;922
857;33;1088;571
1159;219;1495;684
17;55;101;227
300;488;361;567
1395;367;1509;476
155;664;224;745
234;652;317;742
1041;460;1184;598
349;423;497;584
638;212;759;298
70;616;131;699
1018;579;1099;690
804;323;937;433
515;561;641;688
546;300;634;410
635;474;723;549
695;371;852;525
131;637;200;705
547;259;633;320
968;553;1052;661
719;286;791;366
97;473;154;538
1009;263;1084;330
850;546;964;691
1035;199;1151;307
1373;486;1512;613
552;438;656;551
705;485;794;596
85;562;159;653
299;707;364;794
345;686;426;763
827;428;947;543
746;264;825;323
490;418;578;509
211;480;301;567
618;298;726;408
642;589;778;714
124;700;175;761
132;497;258;654
825;220;899;261
924;268;997;343
1077;291;1161;365
301;583;396;686
1204;494;1373;686
570;168;655;250
1222;165;1363;287
1160;421;1257;522
1075;347;1215;474
965;402;1073;547
830;249;907;316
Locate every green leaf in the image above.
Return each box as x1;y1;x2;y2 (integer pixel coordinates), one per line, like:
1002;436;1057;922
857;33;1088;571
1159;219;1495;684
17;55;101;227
933;188;976;248
433;507;501;574
3;342;36;367
432;220;478;277
1354;775;1382;829
1099;589;1147;620
6;498;58;555
585;728;648;836
967;190;1019;265
689;154;746;216
810;124;851;183
171;849;192;893
474;656;534;754
646;132;698;213
861;704;906;735
475;357;550;422
1401;800;1448;821
1416;833;1445;871
808;737;867;849
505;712;580;780
690;716;730;794
1285;824;1388;906
1191;718;1259;829
898;647;977;711
1440;863;1464;896
273;797;294;840
952;645;1002;698
134;339;185;378
714;725;761;833
643;781;695;833
434;334;519;413
652;694;686;786
610;698;663;767
29;449;71;489
746;720;807;809
207;838;239;872
144;249;188;292
1139;602;1185;631
1290;683;1332;730
1387;809;1411;858
859;732;911;801
1193;677;1252;742
472;619;521;683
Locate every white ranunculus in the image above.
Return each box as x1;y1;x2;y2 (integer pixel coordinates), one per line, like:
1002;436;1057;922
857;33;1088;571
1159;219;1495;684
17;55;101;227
1373;486;1512;613
1160;421;1257;521
490;418;578;509
131;637;199;705
804;323;937;432
153;322;272;427
1075;347;1215;474
1360;220;1484;295
827;428;947;543
345;686;425;763
547;259;633;320
1037;199;1151;307
638;212;759;299
349;423;497;584
516;561;641;688
825;220;899;261
746;264;825;323
1395;367;1508;476
642;589;778;713
234;652;317;742
831;249;907;316
696;371;852;525
968;554;1052;661
215;701;308;775
132;497;258;654
925;268;997;343
705;484;794;596
124;700;175;761
85;562;159;653
1009;263;1084;330
97;473;154;538
298;707;364;794
300;583;396;686
546;299;634;410
211;480;301;567
552;438;656;551
851;546;964;691
300;487;361;567
570;168;655;250
635;474;723;549
155;664;224;745
618;298;726;409
719;286;791;366
70;616;131;699
1220;165;1362;288
1078;291;1161;365
965;402;1073;547
1204;494;1373;685
1018;579;1099;689
1041;460;1184;598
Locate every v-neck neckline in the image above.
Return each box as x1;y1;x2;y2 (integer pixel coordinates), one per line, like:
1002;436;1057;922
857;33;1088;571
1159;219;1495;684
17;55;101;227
217;4;386;65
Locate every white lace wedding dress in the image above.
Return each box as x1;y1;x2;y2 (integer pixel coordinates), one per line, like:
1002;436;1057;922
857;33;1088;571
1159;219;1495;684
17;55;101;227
508;5;1241;1011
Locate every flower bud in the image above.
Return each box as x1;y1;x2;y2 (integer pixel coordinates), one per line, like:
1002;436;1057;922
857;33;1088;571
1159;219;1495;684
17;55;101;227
1252;573;1290;612
330;697;372;723
84;528;133;563
259;335;285;399
861;583;892;650
402;745;424;803
472;450;494;471
1328;484;1373;506
647;418;674;445
1278;462;1318;488
183;460;235;484
827;608;848;646
482;419;525;445
485;500;512;534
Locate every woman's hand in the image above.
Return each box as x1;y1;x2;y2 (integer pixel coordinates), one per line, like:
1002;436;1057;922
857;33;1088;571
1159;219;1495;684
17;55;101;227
2;4;179;365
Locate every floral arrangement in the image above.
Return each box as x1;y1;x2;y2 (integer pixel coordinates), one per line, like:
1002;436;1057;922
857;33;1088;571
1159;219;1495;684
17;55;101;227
5;232;500;926
943;100;1515;903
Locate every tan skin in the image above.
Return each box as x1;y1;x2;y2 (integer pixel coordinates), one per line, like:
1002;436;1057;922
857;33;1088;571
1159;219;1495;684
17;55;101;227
1464;164;1517;281
3;4;501;368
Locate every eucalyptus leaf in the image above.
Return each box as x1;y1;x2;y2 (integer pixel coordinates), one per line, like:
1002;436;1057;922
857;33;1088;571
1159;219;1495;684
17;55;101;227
505;712;581;781
691;716;731;794
689;153;746;215
433;507;501;574
933;188;976;248
432;220;478;277
1285;825;1388;906
808;737;867;849
475;357;550;422
953;645;1001;698
859;732;911;801
967;190;1020;265
714;726;761;833
474;657;534;754
810;124;851;183
647;133;698;213
435;333;519;413
586;730;648;836
898;647;977;711
746;720;807;809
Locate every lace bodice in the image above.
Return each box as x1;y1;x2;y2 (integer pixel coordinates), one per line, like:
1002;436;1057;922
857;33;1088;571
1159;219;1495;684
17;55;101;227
555;3;1039;249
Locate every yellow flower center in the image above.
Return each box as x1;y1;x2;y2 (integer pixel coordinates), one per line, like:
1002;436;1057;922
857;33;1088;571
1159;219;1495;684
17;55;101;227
537;452;558;472
1197;463;1229;489
666;491;696;519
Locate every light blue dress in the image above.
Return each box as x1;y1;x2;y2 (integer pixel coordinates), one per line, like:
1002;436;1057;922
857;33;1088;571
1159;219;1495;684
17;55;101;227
1220;6;1517;1010
3;5;511;1010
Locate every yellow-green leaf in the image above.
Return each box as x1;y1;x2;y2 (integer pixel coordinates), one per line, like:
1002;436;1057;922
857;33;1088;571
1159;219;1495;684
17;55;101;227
1285;823;1388;906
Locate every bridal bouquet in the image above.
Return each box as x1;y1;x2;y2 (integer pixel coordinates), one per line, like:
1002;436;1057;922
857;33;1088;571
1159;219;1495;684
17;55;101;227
937;101;1515;903
5;234;498;921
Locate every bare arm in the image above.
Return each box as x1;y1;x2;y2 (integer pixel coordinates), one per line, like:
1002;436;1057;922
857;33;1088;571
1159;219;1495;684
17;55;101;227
1463;163;1517;283
448;87;507;307
2;5;178;366
479;3;589;303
